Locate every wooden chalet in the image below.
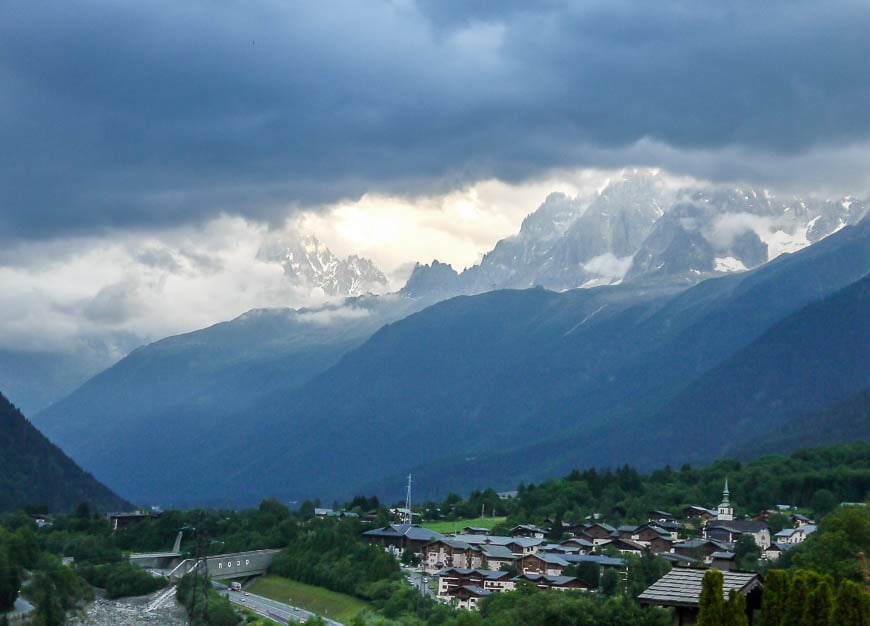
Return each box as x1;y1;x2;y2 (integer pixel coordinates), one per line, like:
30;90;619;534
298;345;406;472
363;523;443;555
449;585;491;610
638;569;762;626
518;552;569;576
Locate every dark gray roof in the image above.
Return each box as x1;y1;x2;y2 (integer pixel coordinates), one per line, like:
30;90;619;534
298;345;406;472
398;524;444;540
516;573;580;586
561;554;624;567
541;544;582;554
433;537;474;550
530;553;569;565
684;505;716;516
363;523;444;541
438;567;509;580
638;569;762;608
480;545;515;559
706;520;768;532
659;552;699;565
560;538;594;548
588;522;617;532
675;538;729;550
452;534;542;549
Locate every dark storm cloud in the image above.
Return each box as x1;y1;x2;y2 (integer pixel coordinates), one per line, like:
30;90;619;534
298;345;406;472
2;0;869;240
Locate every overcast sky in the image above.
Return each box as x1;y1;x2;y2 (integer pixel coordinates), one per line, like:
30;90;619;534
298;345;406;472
3;0;870;354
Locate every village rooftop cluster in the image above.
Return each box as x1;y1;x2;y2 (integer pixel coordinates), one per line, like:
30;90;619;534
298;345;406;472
361;481;816;611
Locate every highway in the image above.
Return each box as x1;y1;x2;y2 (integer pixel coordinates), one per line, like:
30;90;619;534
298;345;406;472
223;588;343;626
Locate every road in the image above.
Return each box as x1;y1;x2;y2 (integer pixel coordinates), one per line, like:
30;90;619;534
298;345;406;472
405;567;436;599
222;588;343;626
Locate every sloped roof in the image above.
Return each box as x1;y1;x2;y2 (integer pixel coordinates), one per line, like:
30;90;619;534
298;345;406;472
453;534;542;548
364;523;444;541
674;538;730;551
458;585;491;597
638;569;762;608
516;573;582;587
527;552;569;566
561;554;624;567
437;567;509;579
432;537;474;550
587;522;617;532
481;545;515;560
659;552;699;565
707;520;768;533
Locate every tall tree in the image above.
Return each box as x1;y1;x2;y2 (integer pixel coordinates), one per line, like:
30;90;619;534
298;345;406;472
832;580;870;626
784;569;809;625
801;574;833;626
697;569;725;626
760;569;790;626
0;548;20;612
724;588;748;626
600;567;621;597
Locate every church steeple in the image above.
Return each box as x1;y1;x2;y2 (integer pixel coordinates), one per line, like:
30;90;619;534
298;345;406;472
717;477;734;521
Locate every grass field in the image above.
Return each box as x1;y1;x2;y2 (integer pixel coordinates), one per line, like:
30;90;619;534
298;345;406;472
421;516;507;534
247;575;371;623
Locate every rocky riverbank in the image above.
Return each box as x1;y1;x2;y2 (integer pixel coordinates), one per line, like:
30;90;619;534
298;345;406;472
66;592;188;626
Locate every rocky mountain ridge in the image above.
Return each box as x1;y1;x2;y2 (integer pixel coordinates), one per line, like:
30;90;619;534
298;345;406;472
257;233;389;296
404;173;868;297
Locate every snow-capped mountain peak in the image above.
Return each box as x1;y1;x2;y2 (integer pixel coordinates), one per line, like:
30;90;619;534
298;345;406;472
258;233;388;297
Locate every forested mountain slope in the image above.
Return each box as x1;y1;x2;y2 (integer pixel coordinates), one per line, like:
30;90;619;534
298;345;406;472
0;391;130;512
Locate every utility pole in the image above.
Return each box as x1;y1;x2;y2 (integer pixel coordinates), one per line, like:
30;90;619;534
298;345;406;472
404;474;413;525
184;512;211;626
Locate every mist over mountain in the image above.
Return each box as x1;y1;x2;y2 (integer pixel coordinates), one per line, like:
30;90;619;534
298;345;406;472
403;172;868;297
0;232;390;416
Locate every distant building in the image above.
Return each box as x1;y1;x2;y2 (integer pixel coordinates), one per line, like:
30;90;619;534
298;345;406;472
106;510;155;531
510;524;546;539
703;479;771;549
389;507;421;521
704;520;771;550
514;573;586;592
363;523;443;556
774;524;817;545
436;568;515;598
